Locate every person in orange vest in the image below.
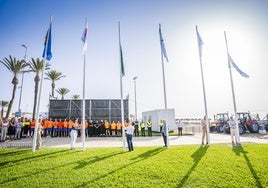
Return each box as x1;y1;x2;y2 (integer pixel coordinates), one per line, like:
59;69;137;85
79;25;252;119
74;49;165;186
30;119;35;137
110;121;116;136
124;120;130;127
57;119;63;137
46;118;53;137
116;121;122;136
63;119;68;137
104;120;110;136
53;119;58;137
68;119;74;137
43;118;49;137
85;119;89;137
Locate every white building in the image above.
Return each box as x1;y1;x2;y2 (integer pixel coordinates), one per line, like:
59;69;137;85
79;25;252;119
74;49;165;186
142;109;176;132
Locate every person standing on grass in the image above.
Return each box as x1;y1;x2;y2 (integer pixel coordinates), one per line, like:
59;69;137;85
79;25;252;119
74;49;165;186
7;117;16;140
134;119;139;137
159;120;164;132
140;120;145;137
147;119;152;137
36;119;43;150
161;120;168;147
228;116;239;145
1;118;9;142
201;115;209;145
125;123;134;152
177;120;183;137
70;119;79;150
15;118;22;140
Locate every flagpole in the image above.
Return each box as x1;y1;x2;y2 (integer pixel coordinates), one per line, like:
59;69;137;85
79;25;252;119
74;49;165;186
159;24;169;147
196;26;210;145
81;18;87;151
224;31;240;143
32;17;52;152
118;22;126;151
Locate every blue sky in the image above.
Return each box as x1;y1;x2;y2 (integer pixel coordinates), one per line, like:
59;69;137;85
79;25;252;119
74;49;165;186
1;0;268;119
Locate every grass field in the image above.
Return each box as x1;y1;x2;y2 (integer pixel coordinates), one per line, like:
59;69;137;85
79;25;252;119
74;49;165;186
0;144;267;188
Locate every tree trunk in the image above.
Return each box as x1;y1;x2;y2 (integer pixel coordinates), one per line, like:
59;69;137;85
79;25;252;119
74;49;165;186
6;77;18;118
32;76;40;120
52;82;55;97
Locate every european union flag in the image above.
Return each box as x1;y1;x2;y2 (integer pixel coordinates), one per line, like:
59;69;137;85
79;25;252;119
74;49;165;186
42;21;52;61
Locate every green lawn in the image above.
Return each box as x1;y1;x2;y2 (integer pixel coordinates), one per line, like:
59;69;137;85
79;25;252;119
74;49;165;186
0;144;267;188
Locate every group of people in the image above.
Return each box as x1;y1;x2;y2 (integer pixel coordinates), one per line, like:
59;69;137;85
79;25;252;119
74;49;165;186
1;115;241;151
0;117;135;142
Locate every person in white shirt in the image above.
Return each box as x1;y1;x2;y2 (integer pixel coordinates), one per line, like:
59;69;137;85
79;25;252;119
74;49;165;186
228;116;239;145
70;119;79;150
1;118;9;142
125;123;134;151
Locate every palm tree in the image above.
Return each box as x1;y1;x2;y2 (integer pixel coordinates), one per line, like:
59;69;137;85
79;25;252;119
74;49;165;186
28;58;50;119
56;88;70;100
0;100;9;118
71;95;80;100
0;55;28;118
45;70;65;97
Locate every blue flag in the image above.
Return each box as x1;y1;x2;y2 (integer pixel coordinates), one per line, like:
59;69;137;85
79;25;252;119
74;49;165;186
81;19;88;55
196;26;204;58
228;53;249;78
42;21;52;61
159;24;169;62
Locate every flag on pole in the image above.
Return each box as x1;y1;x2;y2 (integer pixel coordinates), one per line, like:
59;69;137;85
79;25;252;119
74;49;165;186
159;24;169;62
81;20;88;55
196;26;204;58
42;21;52;61
119;43;125;77
228;53;249;78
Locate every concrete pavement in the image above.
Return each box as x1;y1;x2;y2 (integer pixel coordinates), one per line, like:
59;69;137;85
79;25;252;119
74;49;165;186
2;132;267;149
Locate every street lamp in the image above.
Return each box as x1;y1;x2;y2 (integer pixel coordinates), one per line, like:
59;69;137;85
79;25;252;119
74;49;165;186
18;44;27;115
133;76;138;120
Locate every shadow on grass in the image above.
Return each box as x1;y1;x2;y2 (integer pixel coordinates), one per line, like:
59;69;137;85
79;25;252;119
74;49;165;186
132;147;165;160
232;145;263;188
0;149;81;185
73;151;125;170
0;149;29;157
177;145;209;188
74;147;166;187
0;149;71;169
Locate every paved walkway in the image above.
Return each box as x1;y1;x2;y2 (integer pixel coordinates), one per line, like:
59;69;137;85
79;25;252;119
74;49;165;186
2;133;267;149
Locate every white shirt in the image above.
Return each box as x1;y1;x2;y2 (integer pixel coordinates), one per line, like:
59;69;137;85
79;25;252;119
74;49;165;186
125;125;134;135
178;121;183;128
228;119;236;128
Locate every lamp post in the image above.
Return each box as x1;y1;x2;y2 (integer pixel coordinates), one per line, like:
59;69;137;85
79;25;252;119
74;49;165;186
18;44;27;115
133;76;138;120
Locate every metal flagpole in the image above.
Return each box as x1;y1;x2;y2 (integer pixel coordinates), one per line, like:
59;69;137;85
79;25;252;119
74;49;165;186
159;24;169;147
32;17;52;152
196;26;210;145
119;22;126;150
81;18;87;151
224;31;240;144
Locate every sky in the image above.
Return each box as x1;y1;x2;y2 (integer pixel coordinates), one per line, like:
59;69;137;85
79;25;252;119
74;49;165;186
0;0;268;119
